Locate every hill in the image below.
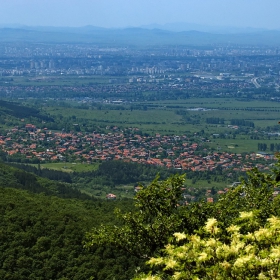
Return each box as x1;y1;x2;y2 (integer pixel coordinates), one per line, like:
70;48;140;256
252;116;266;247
0;163;88;200
1;26;280;46
0;162;138;279
0;100;53;125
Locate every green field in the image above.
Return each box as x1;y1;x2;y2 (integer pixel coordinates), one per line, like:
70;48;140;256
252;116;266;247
44;96;280;130
44;106;190;134
20;96;280;153
34;162;99;172
207;138;271;154
146;98;280;109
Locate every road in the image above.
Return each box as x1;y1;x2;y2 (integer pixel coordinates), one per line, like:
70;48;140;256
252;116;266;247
251;77;261;88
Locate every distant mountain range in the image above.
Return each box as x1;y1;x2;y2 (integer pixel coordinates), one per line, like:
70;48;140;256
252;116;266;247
0;25;280;46
140;22;272;34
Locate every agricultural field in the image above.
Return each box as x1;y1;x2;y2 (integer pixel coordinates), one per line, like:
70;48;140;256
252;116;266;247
39;97;280;154
33;162;100;173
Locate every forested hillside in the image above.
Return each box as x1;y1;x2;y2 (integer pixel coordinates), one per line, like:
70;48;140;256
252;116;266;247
0;163;87;199
0;100;53;122
0;163;139;280
2;156;280;279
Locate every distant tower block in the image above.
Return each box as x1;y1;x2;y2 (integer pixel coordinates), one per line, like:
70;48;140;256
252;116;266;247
49;60;55;69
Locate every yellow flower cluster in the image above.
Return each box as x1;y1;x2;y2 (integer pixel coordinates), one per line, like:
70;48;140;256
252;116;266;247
135;212;280;280
173;232;186;241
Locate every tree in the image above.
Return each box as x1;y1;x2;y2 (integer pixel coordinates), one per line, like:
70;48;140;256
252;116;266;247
134;212;280;280
132;157;280;279
86;174;186;258
87;156;280;277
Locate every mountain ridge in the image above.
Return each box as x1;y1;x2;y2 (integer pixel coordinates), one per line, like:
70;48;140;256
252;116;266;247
0;26;280;45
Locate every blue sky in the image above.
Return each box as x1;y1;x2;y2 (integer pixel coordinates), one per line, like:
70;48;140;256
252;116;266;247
1;0;280;29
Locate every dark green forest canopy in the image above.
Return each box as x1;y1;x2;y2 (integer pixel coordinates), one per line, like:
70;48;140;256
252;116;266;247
0;163;89;200
0;162;140;280
0;100;53;121
0;186;139;280
1;156;280;279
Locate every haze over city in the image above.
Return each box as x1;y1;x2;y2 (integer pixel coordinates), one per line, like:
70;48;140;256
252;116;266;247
0;0;280;31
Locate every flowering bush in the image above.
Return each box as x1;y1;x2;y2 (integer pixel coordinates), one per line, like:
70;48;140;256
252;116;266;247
87;156;280;278
135;212;280;279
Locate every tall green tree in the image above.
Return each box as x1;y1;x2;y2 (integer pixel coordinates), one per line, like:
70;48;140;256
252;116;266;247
87;157;280;265
134;213;280;280
86;174;186;258
132;158;280;279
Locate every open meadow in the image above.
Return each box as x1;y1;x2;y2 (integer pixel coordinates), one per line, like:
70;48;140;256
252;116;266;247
41;97;280;153
32;162;100;172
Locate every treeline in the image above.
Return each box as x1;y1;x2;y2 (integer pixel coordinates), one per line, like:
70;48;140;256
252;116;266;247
0;163;90;200
206;117;224;124
230;119;255;127
0;99;53;122
0;86;191;101
187;167;242;184
7;163;72;183
7;160;243;196
72;160;243;200
0;149;6;162
258;143;280;152
75;160;182;187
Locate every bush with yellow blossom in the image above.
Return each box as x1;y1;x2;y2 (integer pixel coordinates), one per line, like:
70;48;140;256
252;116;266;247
134;212;280;279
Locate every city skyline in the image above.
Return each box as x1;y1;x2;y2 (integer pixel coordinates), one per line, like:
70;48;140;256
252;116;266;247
0;0;280;31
